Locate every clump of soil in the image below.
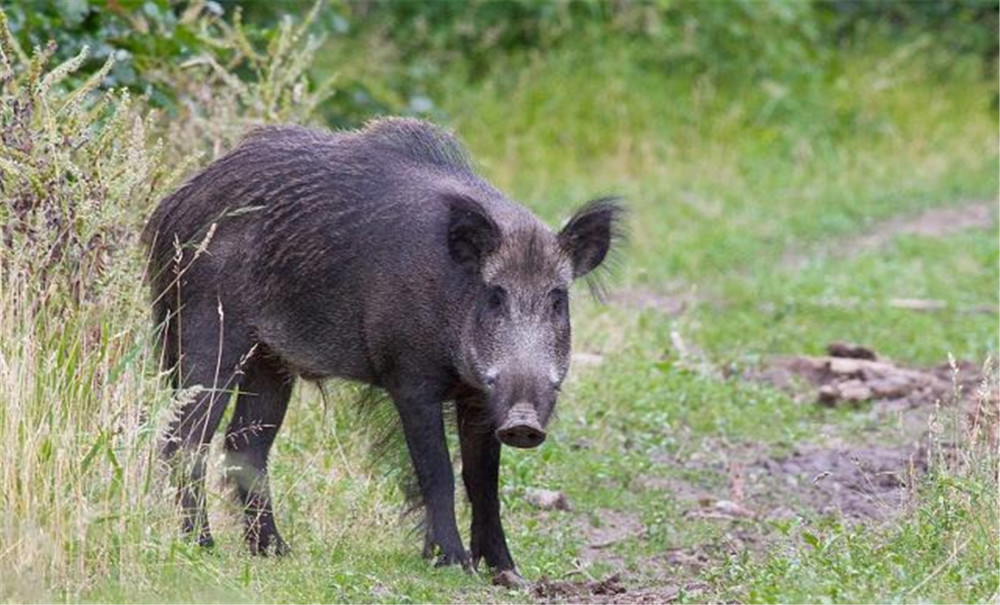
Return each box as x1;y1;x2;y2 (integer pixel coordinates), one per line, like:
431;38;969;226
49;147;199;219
752;343;998;449
756;345;951;407
750;445;927;520
752;343;993;410
525;488;572;511
533;574;627;600
532;574;707;604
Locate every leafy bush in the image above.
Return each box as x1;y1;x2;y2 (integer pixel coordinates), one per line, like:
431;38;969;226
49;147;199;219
3;0;389;125
4;0;223;108
154;1;337;158
0;1;338;311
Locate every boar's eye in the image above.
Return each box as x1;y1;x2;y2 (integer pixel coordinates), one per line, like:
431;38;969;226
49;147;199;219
486;286;507;313
550;288;568;317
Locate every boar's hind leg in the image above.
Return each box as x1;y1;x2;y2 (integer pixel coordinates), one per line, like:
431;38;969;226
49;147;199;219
458;399;516;572
224;354;292;556
161;330;250;549
393;384;469;568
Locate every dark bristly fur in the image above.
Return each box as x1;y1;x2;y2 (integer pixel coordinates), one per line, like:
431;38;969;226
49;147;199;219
144;117;623;572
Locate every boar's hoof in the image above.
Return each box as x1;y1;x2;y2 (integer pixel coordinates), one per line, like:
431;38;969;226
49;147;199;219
497;402;547;449
195;533;215;550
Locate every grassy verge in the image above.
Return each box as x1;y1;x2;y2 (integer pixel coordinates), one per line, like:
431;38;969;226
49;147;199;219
2;24;997;604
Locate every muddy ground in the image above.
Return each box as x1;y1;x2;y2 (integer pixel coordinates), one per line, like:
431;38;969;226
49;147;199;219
522;346;994;603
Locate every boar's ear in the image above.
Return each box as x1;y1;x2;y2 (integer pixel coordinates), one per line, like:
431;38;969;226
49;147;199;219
558;197;625;279
446;194;500;271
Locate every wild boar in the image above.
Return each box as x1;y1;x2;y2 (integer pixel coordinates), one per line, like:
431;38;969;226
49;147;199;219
143;118;622;573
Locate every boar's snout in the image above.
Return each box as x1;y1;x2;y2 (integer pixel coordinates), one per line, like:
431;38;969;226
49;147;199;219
496;402;547;449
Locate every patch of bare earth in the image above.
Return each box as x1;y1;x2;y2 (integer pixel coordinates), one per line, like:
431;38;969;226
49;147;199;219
532;574;701;605
575;510;646;568
607;285;697;316
781;199;998;268
749;445;927;520
536;345;996;603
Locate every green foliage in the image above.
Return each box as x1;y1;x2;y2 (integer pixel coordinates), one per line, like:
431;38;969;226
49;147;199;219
0;10;173;311
3;0;221;106
825;0;998;59
0;1;343;311
1;0;391;124
155;1;338;157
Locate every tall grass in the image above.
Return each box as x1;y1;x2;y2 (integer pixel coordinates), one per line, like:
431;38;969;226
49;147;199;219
0;7;333;599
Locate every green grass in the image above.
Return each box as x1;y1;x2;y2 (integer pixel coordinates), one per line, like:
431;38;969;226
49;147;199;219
3;25;998;605
697;227;1000;365
711;459;1000;604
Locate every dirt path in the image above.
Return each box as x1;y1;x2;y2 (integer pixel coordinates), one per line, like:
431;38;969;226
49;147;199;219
781;199;997;268
606;285;696;317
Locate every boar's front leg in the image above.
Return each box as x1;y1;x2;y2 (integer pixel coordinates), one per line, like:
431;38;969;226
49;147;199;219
393;383;469;568
458;398;516;572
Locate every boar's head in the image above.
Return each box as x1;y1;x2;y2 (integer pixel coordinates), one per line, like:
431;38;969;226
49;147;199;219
447;194;624;448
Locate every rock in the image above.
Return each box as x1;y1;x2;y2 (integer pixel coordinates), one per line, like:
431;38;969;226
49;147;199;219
868;375;911;399
711;499;755;518
816;380;871;405
689;498;755;519
828;357;867;377
524;488;570;511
